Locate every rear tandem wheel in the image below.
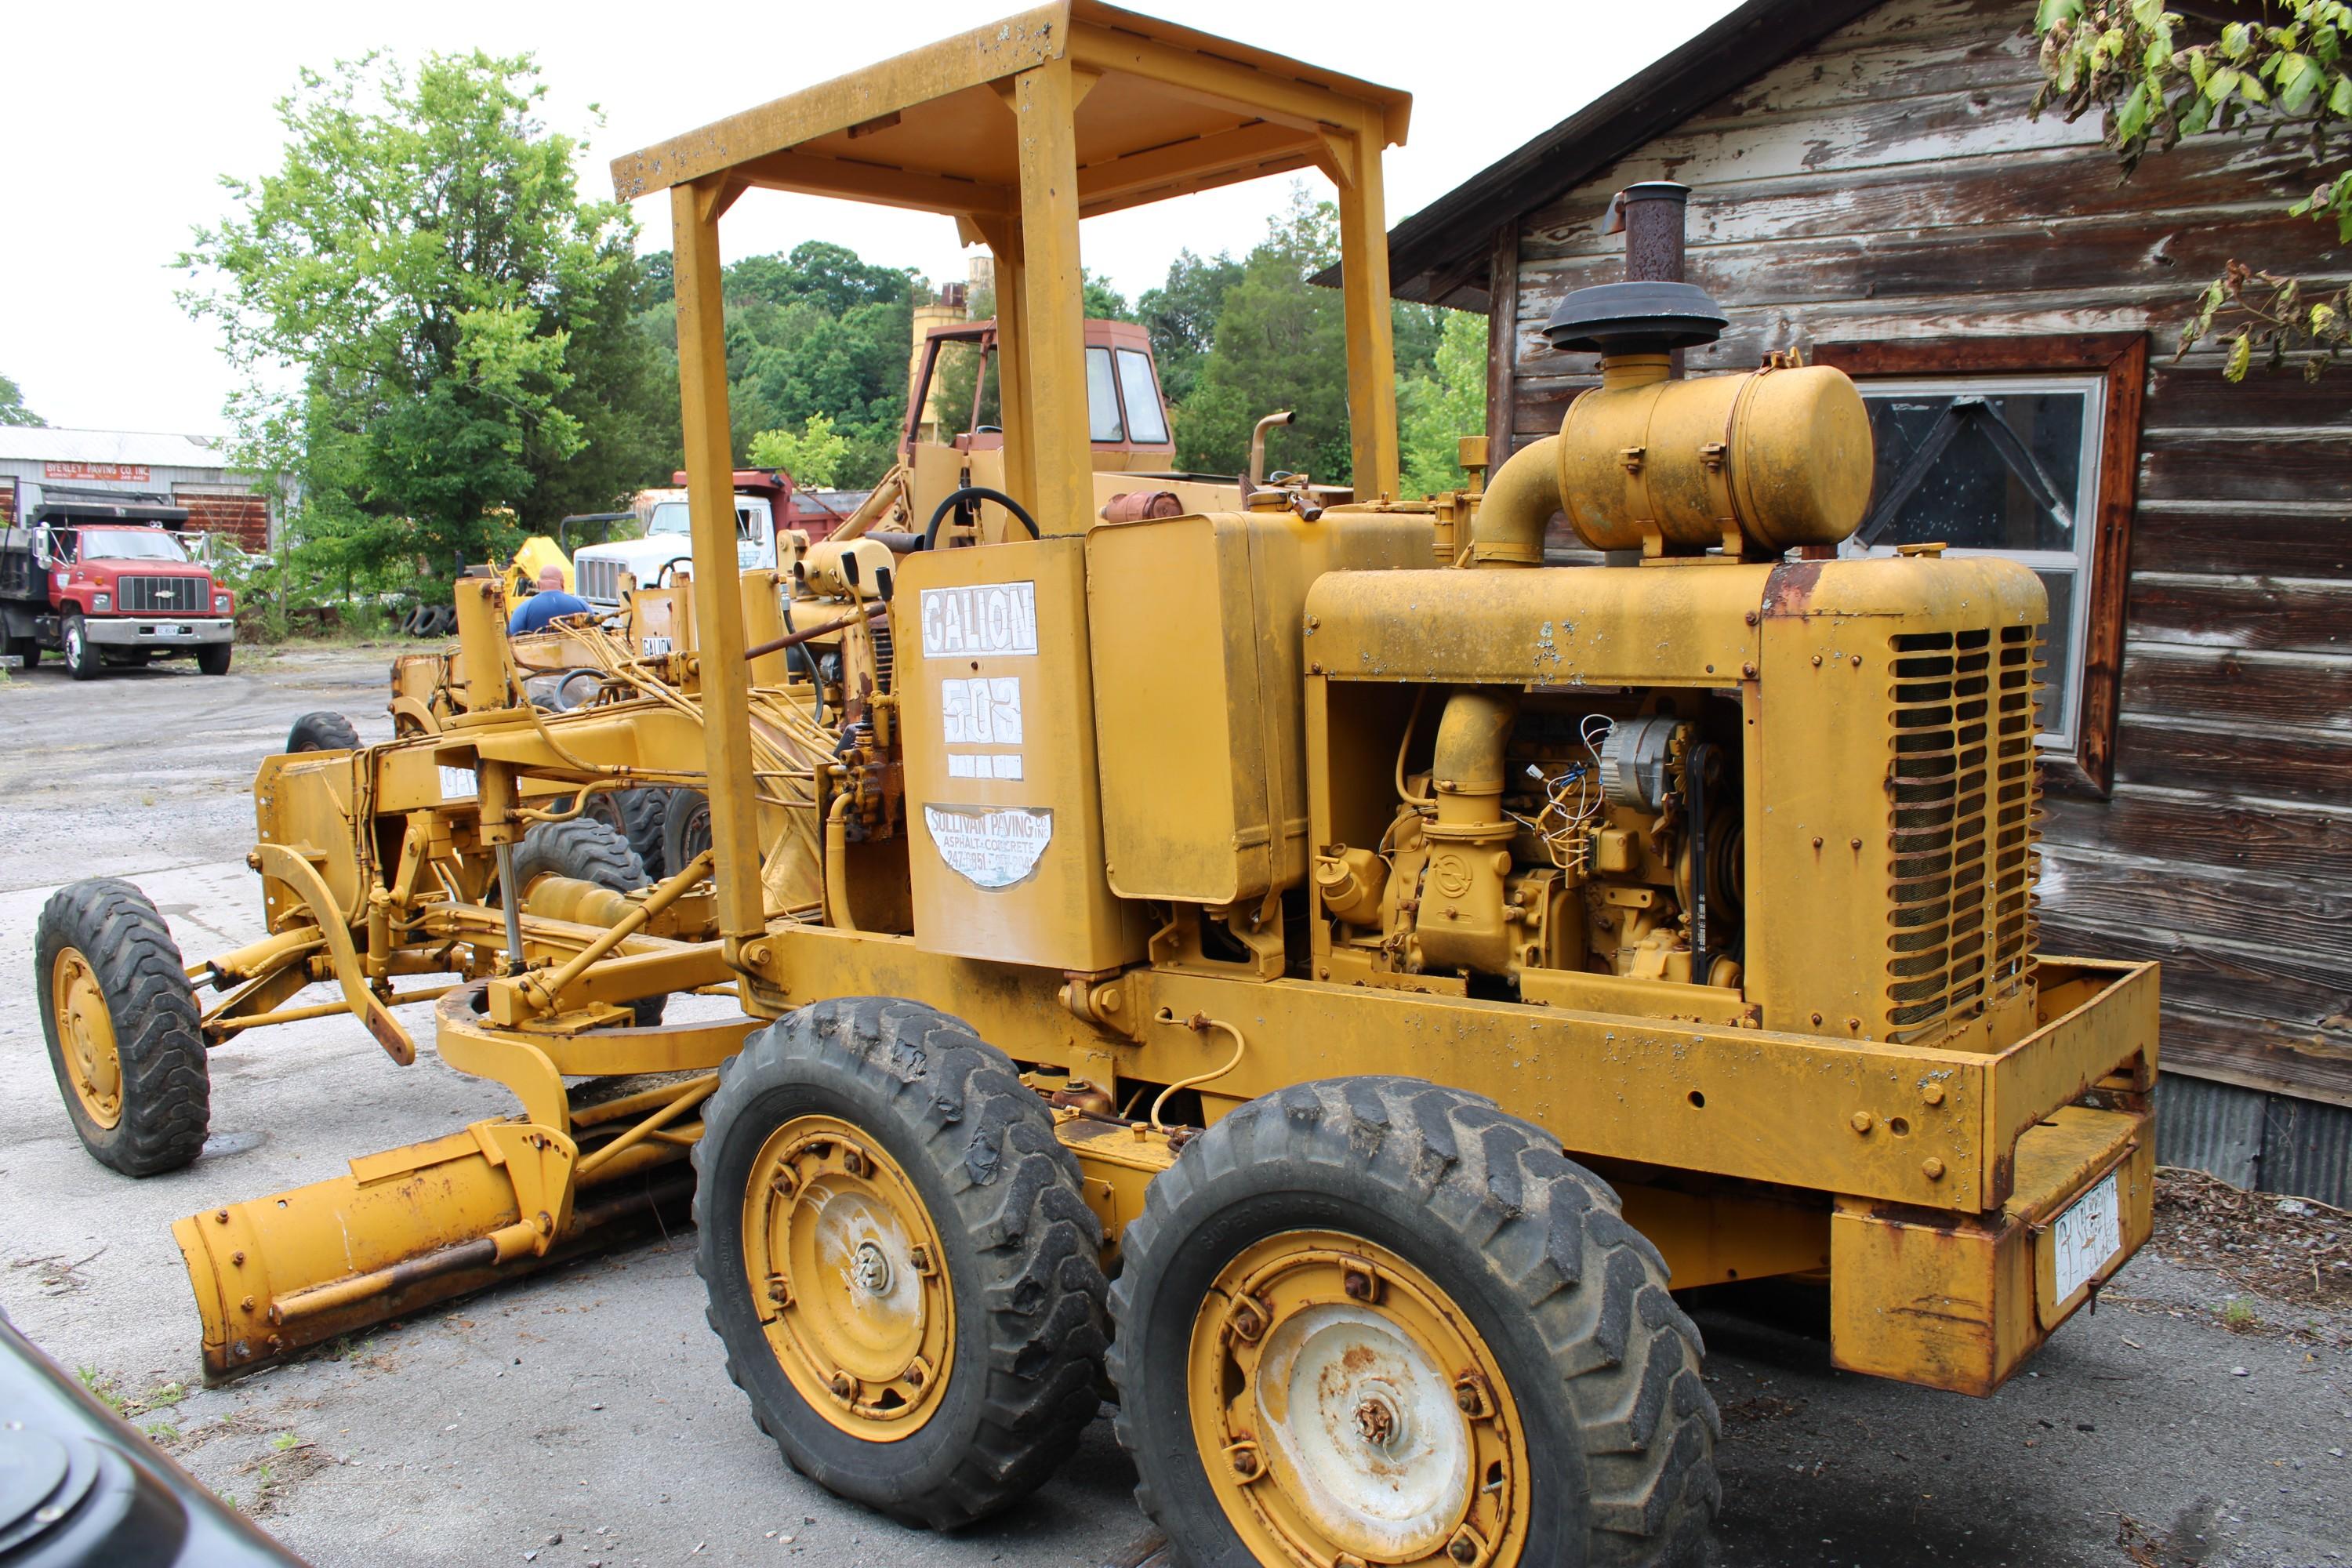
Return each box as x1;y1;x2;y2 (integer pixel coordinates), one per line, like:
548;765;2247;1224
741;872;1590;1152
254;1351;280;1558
1108;1076;1721;1568
695;997;1109;1528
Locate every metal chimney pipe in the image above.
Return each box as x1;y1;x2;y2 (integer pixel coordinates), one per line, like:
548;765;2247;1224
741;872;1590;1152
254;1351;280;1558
1617;181;1691;377
1618;182;1690;283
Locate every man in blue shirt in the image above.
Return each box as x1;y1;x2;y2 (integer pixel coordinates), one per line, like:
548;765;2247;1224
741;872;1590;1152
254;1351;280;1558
508;566;591;633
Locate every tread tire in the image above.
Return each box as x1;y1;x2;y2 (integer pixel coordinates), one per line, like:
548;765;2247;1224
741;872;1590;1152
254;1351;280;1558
1108;1076;1720;1568
695;996;1109;1529
285;711;361;753
196;642;231;677
62;613;100;681
34;879;210;1176
509;818;665;1025
660;787;710;880
585;787;670;882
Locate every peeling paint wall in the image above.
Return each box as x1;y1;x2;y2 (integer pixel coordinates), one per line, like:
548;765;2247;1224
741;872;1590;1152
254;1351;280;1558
1484;0;2351;1163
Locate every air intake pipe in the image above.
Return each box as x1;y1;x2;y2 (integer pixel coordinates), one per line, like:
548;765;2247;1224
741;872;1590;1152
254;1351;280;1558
1468;181;1872;566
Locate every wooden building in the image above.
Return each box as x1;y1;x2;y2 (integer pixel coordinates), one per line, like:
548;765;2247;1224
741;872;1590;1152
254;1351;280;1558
1381;0;2352;1200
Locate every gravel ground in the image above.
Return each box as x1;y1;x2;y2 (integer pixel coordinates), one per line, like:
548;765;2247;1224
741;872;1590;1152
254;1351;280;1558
2;644;2347;1568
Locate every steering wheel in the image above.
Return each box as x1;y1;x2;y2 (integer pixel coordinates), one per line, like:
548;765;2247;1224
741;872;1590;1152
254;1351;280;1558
922;487;1041;551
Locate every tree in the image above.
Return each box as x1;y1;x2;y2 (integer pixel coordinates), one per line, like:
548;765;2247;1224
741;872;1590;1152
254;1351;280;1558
0;372;41;427
1168;186;1443;487
747;412;852;486
2034;0;2352;379
180;51;666;586
1138;250;1246;405
1399;309;1488;498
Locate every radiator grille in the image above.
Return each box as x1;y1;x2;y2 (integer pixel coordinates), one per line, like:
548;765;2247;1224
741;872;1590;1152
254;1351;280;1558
1884;623;2042;1044
577;557;622;604
118;575;210;614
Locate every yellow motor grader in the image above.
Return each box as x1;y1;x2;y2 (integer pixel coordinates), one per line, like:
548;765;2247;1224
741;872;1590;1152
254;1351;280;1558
34;8;2161;1565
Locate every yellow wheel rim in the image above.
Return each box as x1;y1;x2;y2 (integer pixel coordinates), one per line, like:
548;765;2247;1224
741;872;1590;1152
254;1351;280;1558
741;1114;955;1440
51;946;124;1130
1189;1231;1530;1567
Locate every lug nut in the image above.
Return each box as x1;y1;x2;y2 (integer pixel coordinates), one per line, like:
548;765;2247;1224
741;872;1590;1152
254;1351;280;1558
829;1372;855;1401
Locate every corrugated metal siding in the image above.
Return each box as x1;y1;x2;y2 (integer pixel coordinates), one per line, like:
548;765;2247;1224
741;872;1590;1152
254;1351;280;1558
2158;1070;2352;1207
2260;1094;2352;1209
2157;1074;2265;1189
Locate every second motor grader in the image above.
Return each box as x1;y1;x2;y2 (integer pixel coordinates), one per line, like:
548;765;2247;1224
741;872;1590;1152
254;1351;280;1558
37;7;2158;1565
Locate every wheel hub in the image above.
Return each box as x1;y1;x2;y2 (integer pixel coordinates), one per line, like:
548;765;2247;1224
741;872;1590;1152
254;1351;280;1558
1188;1233;1528;1567
851;1240;893;1297
739;1116;954;1440
50;947;122;1129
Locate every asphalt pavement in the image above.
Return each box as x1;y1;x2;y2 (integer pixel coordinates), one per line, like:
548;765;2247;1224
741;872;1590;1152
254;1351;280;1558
1;644;2344;1568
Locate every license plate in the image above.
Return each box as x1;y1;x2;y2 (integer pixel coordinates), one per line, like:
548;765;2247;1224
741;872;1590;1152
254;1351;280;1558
154;623;189;637
2052;1172;2122;1302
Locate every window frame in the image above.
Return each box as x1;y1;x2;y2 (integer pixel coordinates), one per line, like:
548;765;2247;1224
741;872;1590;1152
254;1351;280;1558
1083;345;1125;444
1813;333;2147;797
1113;347;1171;446
1839;371;2105;752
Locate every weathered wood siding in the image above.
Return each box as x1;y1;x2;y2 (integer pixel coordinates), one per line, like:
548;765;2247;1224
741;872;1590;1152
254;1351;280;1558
1497;0;2352;1106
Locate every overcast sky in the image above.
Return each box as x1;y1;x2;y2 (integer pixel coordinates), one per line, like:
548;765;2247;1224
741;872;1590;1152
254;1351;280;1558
4;0;1741;435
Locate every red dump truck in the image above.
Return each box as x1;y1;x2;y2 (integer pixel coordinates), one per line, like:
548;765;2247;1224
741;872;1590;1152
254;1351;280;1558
0;492;235;679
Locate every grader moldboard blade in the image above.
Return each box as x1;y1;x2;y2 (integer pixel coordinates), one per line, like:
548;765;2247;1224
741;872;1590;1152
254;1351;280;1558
175;978;757;1378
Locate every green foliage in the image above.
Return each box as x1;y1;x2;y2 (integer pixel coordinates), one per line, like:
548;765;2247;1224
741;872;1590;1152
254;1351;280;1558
1081;270;1135;322
1399;309;1490;498
746;412;852;486
1138;251;1246;406
0;371;41;427
2034;0;2352;378
631;240;921;488
1167;186;1442;487
180;51;664;596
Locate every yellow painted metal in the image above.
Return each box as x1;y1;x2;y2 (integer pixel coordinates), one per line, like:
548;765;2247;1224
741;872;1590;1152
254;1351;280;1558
172;1116;589;1376
1829;1103;2154;1396
672;180;765;951
149;2;2161;1416
1052;1112;1174;1263
1749;554;2047;1050
50;947;123;1129
1323;127;1401;501
1008;56;1095;539
895;535;1145;971
608;5;1409;220
1085;508;1430;904
742;1114;956;1439
1188;1232;1529;1568
1549;356;1873;558
254;843;416;1065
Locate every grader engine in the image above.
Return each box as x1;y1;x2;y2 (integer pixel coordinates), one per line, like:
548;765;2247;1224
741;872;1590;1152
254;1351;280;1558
33;9;2158;1566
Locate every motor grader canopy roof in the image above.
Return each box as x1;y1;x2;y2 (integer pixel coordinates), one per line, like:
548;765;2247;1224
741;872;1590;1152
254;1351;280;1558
610;2;1411;220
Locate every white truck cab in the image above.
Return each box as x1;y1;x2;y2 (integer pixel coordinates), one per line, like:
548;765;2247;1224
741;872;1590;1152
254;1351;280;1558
573;491;774;610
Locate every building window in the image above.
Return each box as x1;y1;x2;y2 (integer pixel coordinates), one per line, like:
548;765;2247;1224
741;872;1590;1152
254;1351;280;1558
1813;334;2146;796
1842;375;2104;751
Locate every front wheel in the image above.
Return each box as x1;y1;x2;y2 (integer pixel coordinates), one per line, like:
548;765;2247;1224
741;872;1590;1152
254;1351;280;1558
34;880;210;1175
1109;1077;1720;1568
197;642;232;676
286;711;361;753
695;997;1109;1528
61;614;100;681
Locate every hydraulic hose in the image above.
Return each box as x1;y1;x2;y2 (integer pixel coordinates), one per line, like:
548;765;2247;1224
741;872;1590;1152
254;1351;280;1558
922;487;1040;550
